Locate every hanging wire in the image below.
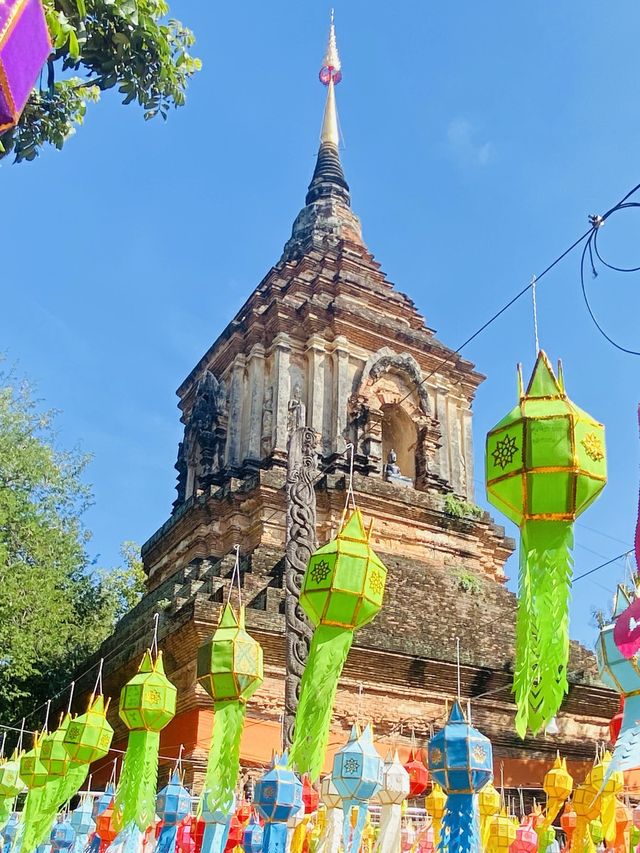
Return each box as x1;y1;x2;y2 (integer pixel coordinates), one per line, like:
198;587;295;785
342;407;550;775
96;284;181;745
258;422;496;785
227;544;242;607
531;274;540;356
66;681;75;716
343;442;356;513
17;719;25;753
151;612;160;660
93;658;104;696
109;757;118;787
455;636;461;700
0;731;6;758
43;699;51;734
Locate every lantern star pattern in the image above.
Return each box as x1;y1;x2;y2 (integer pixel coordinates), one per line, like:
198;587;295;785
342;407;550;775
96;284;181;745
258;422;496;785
486;351;607;736
0;0;51;132
156;770;192;853
290;510;387;781
428;701;493;853
331;725;383;853
596;586;640;777
63;695;114;766
114;649;177;833
254;752;303;853
197;603;263;837
375;751;410;853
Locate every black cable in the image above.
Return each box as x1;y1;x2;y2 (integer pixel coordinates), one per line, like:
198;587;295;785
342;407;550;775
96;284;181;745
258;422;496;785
579;195;640;356
572;549;633;583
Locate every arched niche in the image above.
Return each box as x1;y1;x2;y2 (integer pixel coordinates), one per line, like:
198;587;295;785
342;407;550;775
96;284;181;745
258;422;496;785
381;404;417;483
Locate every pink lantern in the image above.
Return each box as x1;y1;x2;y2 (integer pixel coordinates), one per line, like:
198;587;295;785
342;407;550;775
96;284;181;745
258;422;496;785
511;818;538;853
0;0;51;132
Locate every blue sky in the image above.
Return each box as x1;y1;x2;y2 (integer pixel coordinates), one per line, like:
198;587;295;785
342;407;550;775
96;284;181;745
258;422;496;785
2;1;639;649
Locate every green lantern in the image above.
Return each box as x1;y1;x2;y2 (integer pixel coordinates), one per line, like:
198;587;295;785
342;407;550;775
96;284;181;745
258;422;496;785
63;694;114;765
0;755;24;798
289;509;388;781
114;650;177;832
197;603;263;815
40;715;73;778
197;604;263;702
20;735;48;789
486;351;607;736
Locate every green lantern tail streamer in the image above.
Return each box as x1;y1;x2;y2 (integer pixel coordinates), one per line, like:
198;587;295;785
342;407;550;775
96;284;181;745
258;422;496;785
16;786;44;853
114;730;160;831
0;796;12;832
514;520;573;737
203;700;246;813
289;625;354;781
26;763;89;853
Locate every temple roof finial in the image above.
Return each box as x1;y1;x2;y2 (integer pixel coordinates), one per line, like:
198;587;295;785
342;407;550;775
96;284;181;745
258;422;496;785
305;11;349;206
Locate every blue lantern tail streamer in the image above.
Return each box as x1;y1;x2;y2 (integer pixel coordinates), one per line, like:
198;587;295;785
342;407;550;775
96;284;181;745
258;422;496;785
85;835;101;853
156;825;179;853
262;823;288;853
440;794;479;853
200;822;230;853
105;825;145;853
349;803;368;853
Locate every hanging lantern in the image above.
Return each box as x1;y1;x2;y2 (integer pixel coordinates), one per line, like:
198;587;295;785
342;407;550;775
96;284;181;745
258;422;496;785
156;769;192;853
512;817;538;853
223;811;247;853
63;695;114;765
302;776;319;815
560;804;576;846
200;790;236;853
403;750;429;799
589;819;603;845
609;697;624;746
485;810;517;853
177;816;197;853
375;751;409;853
20;734;48;789
50;819;76;852
596;592;640;777
197;603;263;827
40;715;73;778
290;510;387;780
486;351;607;736
332;724;383;853
95;800;118;851
428;701;493;853
0;755;23;798
0;0;51;132
254;752;303;853
424;783;446;850
478;782;501;850
318;775;343;853
542;754;573;829
70;796;96;853
242;815;263;853
114;649;177;833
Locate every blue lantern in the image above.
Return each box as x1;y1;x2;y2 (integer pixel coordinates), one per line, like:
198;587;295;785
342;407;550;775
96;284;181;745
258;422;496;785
331;725;382;853
428;701;493;853
254;752;303;853
50;820;76;852
242;815;263;853
70;796;95;853
200;790;236;853
156;770;192;853
596;585;640;778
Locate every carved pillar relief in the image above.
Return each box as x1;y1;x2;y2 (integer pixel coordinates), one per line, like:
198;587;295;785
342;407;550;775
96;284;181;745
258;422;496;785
463;408;474;501
245;344;265;465
331;336;350;456
271;333;292;458
305;335;326;441
226;355;246;468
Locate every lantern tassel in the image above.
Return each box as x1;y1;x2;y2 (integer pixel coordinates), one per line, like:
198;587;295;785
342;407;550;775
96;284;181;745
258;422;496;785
316;807;343;853
203;700;245;814
200;821;230;853
114;730;160;832
156;824;179;853
439;794;479;853
0;797;12;832
289;626;354;780
262;822;288;853
377;803;402;853
105;824;146;853
26;763;89;853
341;802;368;853
514;520;573;737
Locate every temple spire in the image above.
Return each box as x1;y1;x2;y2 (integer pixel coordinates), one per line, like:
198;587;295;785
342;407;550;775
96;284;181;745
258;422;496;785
306;11;349;206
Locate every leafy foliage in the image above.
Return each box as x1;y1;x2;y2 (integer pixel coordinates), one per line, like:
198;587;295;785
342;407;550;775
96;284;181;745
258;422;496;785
0;0;200;163
443;494;483;520
455;568;484;596
0;371;145;721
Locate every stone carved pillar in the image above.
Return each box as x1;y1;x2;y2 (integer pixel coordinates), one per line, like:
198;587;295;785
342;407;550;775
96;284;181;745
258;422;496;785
245;344;265;466
283;424;317;748
226;355;246;468
272;333;292;460
306;335;326;449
